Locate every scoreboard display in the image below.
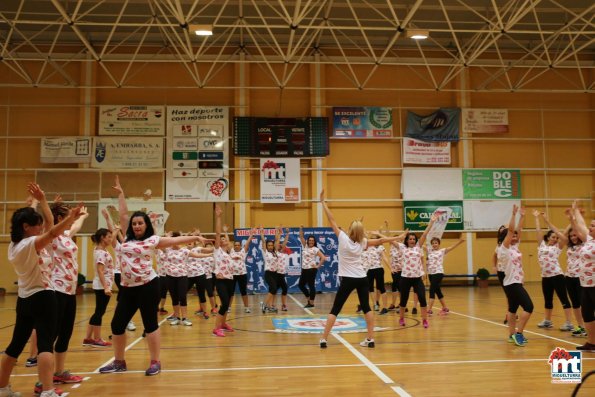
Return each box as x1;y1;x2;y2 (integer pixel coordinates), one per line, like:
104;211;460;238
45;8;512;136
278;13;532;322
234;117;329;157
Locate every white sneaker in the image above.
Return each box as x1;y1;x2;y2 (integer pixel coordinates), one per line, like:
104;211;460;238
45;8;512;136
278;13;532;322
0;385;21;397
359;338;375;348
181;318;193;326
126;321;136;331
39;390;58;397
170;317;180;326
560;322;574;331
537;319;553;328
244;307;251;313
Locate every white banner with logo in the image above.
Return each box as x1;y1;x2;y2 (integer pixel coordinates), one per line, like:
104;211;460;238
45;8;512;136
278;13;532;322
462;108;508;133
427;207;454;245
166;106;229;201
40;137;92;163
91;137;163;168
403;137;451;165
98;105;165;136
463;200;521;230
260;158;301;203
98;199;169;236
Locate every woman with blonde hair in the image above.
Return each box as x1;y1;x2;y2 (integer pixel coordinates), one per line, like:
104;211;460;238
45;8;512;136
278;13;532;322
319;190;402;348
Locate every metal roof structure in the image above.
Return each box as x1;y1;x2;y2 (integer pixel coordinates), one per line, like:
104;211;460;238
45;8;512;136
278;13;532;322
0;0;593;92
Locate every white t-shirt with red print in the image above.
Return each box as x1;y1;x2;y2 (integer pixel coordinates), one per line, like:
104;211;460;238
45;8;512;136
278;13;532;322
9;236;54;298
499;244;524;286
155;248;167;276
263;250;278;272
566;244;583;278
337;230;367;278
426;248;446;275
579;236;594;288
165;247;190;278
400;243;424;278
389;244;403;273
301;245;322;270
50;231;79;295
92;249;114;290
361;248;372;271
537;241;563;278
366;246;385;270
495;245;505;272
117;235;159;287
230;249;248;276
213;247;234;280
276;252;288;275
187;247;206;277
114;241;122;274
202;256;215;279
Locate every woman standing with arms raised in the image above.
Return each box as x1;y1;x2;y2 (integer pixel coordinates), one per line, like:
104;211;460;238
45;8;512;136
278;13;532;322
298;226;326;308
99;176;208;375
318;190;401;348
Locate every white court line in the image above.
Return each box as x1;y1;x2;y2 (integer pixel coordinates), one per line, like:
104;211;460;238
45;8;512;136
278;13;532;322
93;317;170;373
391;386;412;397
449;310;579;346
288;294;409;394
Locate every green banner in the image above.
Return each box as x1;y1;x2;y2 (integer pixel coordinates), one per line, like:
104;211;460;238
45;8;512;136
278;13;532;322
463;169;521;199
172;151;198;160
403;201;463;231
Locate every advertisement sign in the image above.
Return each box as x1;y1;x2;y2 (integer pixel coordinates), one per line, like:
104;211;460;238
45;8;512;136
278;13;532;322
165;106;229;201
463;169;521;199
403;201;464;231
91;137;163;168
462;108;508;133
405;108;460;142
40;137;91;163
332;107;393;138
234;227;339;293
260;158;301;203
402;137;451;164
98;105;165;136
463;200;521;230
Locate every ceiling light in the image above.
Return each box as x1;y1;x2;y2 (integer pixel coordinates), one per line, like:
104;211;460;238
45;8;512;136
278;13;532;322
406;29;429;40
190;24;213;36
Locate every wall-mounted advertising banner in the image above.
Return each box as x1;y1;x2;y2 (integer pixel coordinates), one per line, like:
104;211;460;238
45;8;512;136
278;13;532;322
166;106;229;201
91;137;163;168
463;200;521;230
40;137;91;163
462;108;508;134
463;169;521;199
405;107;460;142
260;158;301;203
402;137;451;164
403;201;464;231
332;107;393;138
98;105;165;136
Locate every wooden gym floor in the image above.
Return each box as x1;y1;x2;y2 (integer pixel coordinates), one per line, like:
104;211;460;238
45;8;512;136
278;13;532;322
0;283;593;396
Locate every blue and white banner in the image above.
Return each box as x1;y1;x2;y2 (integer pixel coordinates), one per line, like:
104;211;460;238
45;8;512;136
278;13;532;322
405;108;460;142
233;227;339;294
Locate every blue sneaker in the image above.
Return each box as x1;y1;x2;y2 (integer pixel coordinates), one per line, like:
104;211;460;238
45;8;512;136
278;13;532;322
521;334;528;344
512;333;525;347
145;360;161;376
99;360;127;373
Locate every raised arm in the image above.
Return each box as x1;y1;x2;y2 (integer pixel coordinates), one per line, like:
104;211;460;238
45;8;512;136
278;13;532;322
260;226;267;251
570;200;588;241
35;204;84;252
541;212;568;248
112;175;129;229
320;189;340;236
368;234;405;247
27;183;53;233
502;205;518;249
280;228;290;252
243;228;256;252
444;238;465;254
516;207;525;240
214;204;223;249
418;214;437;247
533;210;544;246
68;206;89;237
299;225;306;246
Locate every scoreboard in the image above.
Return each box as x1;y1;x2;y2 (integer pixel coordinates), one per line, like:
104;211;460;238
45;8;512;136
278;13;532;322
234;117;329;157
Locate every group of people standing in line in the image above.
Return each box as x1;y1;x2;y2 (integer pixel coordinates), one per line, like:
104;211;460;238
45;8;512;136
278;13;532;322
0;177;593;397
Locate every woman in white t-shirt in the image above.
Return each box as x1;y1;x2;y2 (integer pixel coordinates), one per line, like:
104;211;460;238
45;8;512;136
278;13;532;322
364;242;389;314
83;227;115;348
0;183;83;397
532;211;573;331
186;238;214;319
298;226;326;308
260;227;283;313
98;176;208;376
318;190;402;349
565;226;586;337
499;205;533;347
424;236;464;315
228;227;255;313
568;201;595;352
274;230;290;311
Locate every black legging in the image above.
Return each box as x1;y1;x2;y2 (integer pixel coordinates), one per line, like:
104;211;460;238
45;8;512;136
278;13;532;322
298;268;318;301
565;276;582;309
367;268;386;293
233;274;248;296
581;287;595;323
399;277;427;308
54;291;76;353
504;283;534;313
114;273;122;302
264;270;278;295
167;275;188;306
428;273;444;299
215;279;235;315
89;290;111;326
5;290;57;358
329;276;370;316
159;276;168;300
276;273;288;296
542;274;571;309
390;271;401;292
192;275;209;303
111;278;160;335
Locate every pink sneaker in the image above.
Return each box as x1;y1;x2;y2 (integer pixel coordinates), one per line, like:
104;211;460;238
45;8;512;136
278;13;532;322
222;323;234;332
423;319;429;328
427;310;433;316
82;338;95;346
399;318;406;326
92;338;112;347
211;308;218;314
53;370;83;384
212;328;226;337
